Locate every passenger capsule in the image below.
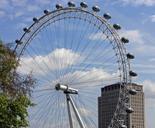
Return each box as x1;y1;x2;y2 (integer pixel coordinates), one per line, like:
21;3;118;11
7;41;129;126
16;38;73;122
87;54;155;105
129;89;137;95
126;107;134;113
33;17;38;23
92;6;100;12
127;53;135;59
113;24;121;30
80;2;88;8
129;71;138;77
103;13;111;20
56;4;63;9
44;10;49;15
15;40;22;44
121;37;129;43
23;27;30;33
68;1;75;7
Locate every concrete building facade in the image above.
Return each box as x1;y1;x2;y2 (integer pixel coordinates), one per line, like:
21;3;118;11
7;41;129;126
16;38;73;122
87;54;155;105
98;83;145;128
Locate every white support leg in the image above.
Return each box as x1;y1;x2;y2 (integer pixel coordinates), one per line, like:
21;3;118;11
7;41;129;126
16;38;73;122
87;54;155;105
56;84;85;128
69;95;86;128
66;94;74;128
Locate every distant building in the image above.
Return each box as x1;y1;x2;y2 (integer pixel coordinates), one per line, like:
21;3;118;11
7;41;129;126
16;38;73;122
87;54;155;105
98;83;145;128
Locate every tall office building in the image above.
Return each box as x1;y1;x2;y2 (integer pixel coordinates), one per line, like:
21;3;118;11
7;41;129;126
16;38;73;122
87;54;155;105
98;83;145;128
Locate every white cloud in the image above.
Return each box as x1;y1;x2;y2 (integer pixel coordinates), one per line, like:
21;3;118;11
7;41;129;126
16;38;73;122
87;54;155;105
149;58;155;62
150;15;155;22
24;17;34;23
11;0;27;7
120;29;144;44
120;29;155;56
142;80;155;121
145;98;155;109
14;11;24;17
134;63;155;69
51;68;119;88
6;11;25;20
88;32;107;41
133;63;155;74
27;5;40;12
88;30;155;57
15;22;28;30
89;30;144;45
18;48;80;75
143;80;155;99
134;44;155;54
36;0;51;5
0;10;5;17
88;30;155;56
78;107;91;116
118;29;155;77
119;0;155;6
133;63;155;75
0;0;9;9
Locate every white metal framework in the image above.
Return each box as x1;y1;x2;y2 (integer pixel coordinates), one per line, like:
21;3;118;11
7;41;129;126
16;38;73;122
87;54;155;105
14;1;137;128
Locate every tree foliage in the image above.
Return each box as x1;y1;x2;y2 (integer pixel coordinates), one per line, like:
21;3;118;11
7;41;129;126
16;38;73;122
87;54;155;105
0;94;32;128
0;40;35;128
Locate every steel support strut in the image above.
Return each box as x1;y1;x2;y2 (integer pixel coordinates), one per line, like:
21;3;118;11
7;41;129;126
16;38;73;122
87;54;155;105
56;84;85;128
66;94;74;128
68;94;86;128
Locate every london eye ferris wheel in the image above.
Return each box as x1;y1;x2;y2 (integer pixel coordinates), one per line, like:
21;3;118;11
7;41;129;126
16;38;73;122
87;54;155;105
14;1;137;128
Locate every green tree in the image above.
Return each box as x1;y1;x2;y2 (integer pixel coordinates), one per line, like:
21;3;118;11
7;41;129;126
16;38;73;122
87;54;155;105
0;40;35;128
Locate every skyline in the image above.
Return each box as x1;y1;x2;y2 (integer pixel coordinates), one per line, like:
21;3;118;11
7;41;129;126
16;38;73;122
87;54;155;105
0;0;155;127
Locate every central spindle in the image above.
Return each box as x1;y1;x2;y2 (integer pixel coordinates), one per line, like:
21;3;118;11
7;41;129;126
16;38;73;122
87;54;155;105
55;83;78;94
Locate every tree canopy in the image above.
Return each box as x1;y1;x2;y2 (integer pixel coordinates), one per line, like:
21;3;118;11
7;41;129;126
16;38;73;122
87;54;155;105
0;40;35;128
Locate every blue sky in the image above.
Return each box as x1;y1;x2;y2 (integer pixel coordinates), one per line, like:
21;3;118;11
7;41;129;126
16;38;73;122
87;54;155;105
0;0;155;127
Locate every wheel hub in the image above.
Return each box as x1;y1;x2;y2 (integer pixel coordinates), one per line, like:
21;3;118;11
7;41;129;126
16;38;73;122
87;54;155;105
55;83;78;94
